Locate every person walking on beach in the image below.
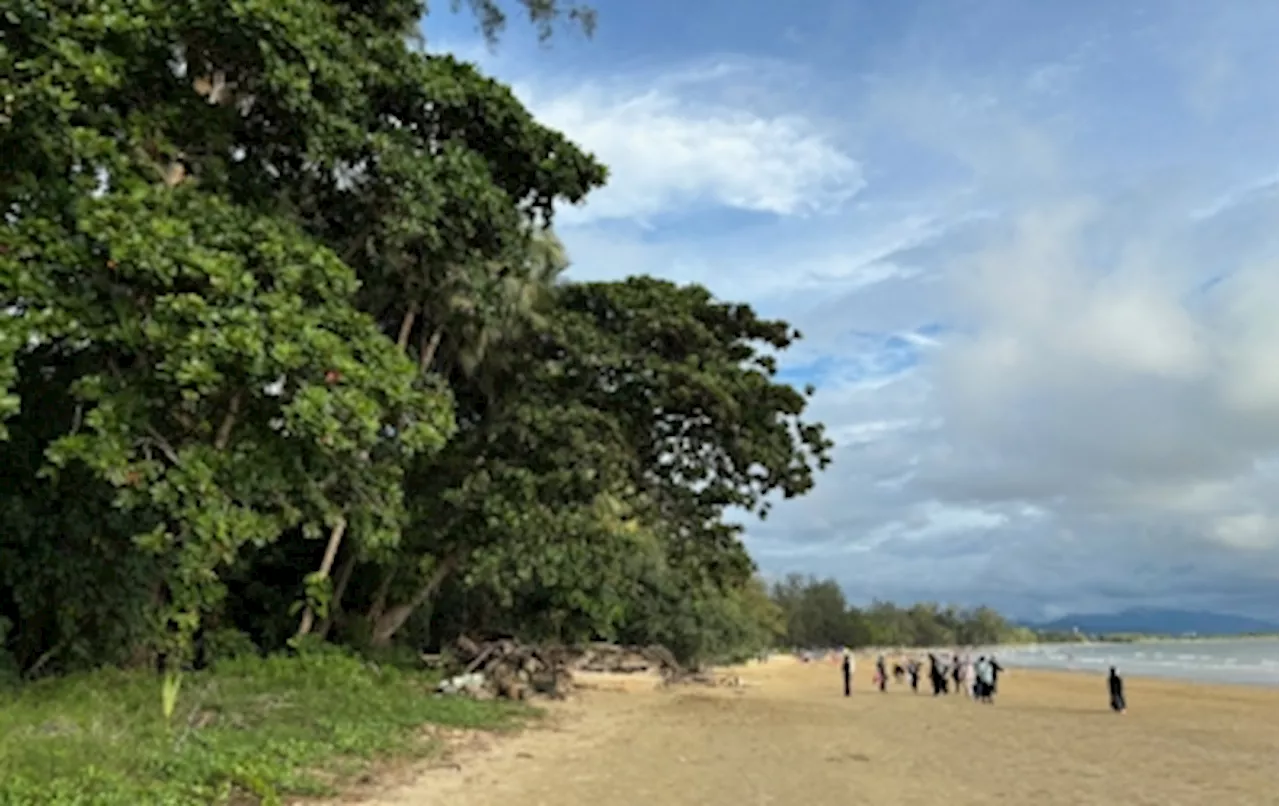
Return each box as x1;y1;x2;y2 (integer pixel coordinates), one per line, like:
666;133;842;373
951;653;963;694
988;656;1005;698
907;658;921;693
974;656;994;703
841;649;854;697
875;655;888;692
928;654;944;696
1108;667;1126;713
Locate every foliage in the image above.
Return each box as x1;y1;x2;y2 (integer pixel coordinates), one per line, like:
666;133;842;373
353;275;831;649
0;651;524;806
769;574;1031;649
0;0;606;671
449;0;598;44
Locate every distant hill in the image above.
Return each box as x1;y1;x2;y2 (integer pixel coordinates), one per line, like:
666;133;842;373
1028;608;1278;637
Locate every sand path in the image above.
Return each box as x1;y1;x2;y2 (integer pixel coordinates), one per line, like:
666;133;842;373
356;658;1278;806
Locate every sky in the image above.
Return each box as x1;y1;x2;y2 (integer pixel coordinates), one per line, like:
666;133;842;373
423;0;1280;622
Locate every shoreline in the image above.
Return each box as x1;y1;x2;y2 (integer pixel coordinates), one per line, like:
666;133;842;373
995;659;1279;689
830;639;1278;689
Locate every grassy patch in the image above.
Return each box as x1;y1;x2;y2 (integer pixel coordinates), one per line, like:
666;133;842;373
0;649;528;805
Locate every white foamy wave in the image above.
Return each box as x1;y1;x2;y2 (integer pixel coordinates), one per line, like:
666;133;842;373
988;638;1278;687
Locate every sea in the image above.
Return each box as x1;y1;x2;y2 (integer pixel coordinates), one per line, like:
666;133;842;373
985;638;1278;687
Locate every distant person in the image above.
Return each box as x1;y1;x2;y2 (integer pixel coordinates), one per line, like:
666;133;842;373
893;662;905;683
974;656;994;703
841;649;854;697
875;655;888;692
907;658;921;693
951;653;963;693
1108;667;1126;713
988;656;1005;697
928;653;945;696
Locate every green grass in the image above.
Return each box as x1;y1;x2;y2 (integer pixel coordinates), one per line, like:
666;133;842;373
0;649;529;806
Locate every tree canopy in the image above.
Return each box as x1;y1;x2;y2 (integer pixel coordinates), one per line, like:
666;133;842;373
0;0;835;676
767;574;1033;649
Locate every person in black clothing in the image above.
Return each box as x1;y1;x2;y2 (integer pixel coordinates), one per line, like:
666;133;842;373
928;653;944;696
1108;667;1126;713
988;656;1004;698
841;651;853;697
875;655;888;692
907;658;920;693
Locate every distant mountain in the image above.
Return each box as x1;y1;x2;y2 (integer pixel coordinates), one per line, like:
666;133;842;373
1028;608;1278;637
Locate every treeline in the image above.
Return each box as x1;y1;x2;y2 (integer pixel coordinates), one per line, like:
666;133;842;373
768;575;1034;649
0;0;831;683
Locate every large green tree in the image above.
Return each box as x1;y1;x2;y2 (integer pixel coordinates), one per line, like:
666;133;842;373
0;0;604;671
1;0;835;679
360;277;832;647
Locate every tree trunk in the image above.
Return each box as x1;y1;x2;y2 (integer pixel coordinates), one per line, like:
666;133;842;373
295;516;348;639
369;552;462;647
316;551;358;640
214;391;242;451
419;325;444;374
366;566;398;624
396;305;418;351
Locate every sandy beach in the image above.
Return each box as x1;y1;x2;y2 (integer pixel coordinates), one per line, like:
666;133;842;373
341;656;1278;806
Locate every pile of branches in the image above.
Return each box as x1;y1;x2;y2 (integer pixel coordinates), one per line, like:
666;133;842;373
433;637;698;700
569;642;682;677
435;636;575;701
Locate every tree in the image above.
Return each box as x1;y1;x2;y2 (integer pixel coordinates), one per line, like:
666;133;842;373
361;277;833;646
545;279;832;587
0;0;603;670
769;578;1024;650
1;0;835;680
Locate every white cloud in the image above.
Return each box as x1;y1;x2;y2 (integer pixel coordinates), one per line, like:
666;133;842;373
509;64;862;225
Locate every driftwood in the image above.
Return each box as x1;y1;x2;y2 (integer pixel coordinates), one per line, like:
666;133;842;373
436;637;703;701
443;636;576;701
569;642;683;677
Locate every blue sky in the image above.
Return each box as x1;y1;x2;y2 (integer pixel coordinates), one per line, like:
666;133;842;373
425;0;1279;621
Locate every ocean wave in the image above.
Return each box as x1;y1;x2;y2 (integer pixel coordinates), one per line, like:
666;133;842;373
995;639;1279;686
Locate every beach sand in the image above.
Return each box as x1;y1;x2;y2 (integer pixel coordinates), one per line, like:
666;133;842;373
344;656;1278;806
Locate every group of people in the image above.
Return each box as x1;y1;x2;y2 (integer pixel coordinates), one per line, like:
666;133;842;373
837;649;1130;714
839;649;1005;703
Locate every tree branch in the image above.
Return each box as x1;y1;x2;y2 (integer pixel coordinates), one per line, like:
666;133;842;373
369;548;467;646
213;391;241;451
396;305;418;352
317;551;358;640
419;325;443;374
366;566;398;623
144;426;183;466
296;515;349;638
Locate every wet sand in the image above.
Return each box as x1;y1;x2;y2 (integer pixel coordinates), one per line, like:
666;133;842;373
349;656;1279;806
